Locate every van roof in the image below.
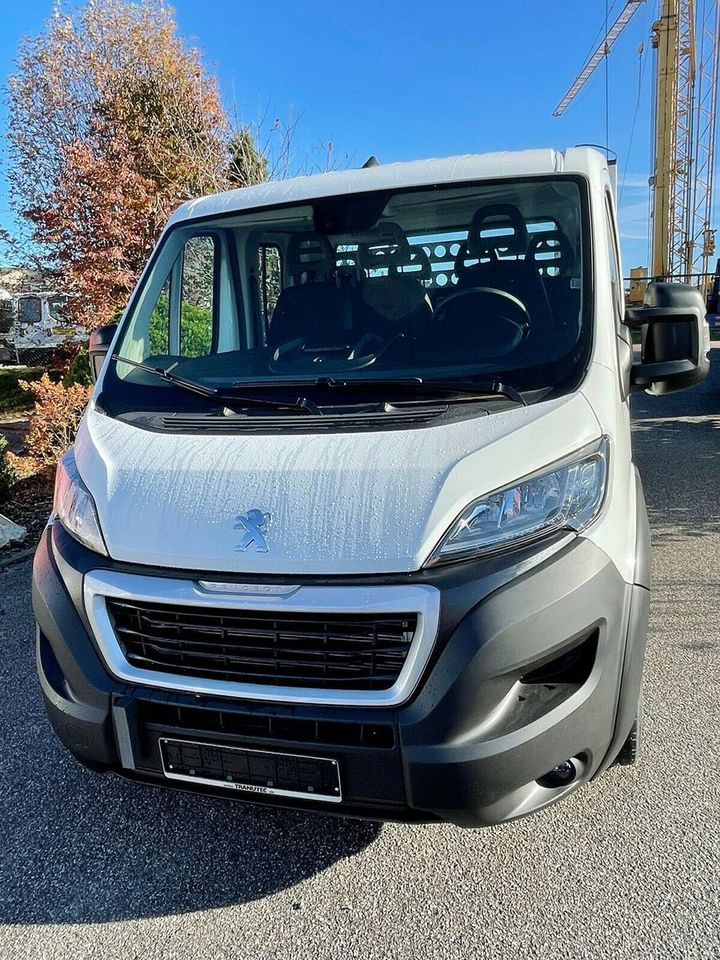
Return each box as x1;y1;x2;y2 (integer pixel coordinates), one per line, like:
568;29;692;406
168;146;607;226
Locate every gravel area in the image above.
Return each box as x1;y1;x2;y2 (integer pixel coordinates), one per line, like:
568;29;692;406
0;417;53;564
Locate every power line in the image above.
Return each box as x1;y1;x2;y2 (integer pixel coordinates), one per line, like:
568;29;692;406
620;37;649;203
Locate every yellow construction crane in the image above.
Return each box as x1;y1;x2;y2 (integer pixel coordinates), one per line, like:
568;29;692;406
554;0;720;285
553;1;645;118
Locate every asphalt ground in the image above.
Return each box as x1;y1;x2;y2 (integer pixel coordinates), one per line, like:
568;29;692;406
1;358;718;960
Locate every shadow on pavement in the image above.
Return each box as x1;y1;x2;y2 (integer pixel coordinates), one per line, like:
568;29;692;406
0;565;380;925
632;416;720;542
1;744;381;924
631;351;720;542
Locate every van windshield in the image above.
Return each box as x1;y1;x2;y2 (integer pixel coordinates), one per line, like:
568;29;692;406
109;177;590;409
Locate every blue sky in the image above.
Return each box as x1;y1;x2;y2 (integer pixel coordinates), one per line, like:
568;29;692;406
0;0;657;269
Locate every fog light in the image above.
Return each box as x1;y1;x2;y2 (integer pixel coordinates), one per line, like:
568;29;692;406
537;759;577;788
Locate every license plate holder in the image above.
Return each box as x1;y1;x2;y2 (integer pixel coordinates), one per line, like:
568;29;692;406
159;737;342;803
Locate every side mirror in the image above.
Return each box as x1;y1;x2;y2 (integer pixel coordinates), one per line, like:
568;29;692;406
88;323;118;383
625;282;710;395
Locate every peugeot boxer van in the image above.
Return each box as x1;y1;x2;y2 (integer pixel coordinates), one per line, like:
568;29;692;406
32;149;709;826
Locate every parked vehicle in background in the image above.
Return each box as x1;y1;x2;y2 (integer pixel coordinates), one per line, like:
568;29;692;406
705;257;720;328
0;281;83;365
33;148;709;827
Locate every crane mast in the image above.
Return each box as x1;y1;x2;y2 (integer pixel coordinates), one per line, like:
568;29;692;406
689;0;720;278
651;0;720;281
651;0;698;279
555;0;720;289
651;2;681;278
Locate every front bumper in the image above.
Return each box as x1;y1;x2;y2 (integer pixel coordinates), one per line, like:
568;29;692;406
33;521;649;827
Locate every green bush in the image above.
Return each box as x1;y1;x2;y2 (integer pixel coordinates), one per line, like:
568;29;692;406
0;366;43;418
149;296;170;355
0;437;16;506
179;303;213;357
149;293;212;357
148;295;212;358
63;348;93;388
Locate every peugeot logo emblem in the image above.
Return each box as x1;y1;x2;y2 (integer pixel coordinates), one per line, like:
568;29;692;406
235;510;272;553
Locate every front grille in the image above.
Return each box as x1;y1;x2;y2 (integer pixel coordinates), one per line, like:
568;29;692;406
106;599;417;691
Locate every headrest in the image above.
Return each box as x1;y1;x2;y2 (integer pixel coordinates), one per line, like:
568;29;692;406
358;224;431;280
526;229;574;272
287;232;335;280
357;223;409;269
466;203;529;260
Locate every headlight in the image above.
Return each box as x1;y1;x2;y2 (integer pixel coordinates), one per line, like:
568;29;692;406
53;449;108;556
427;437;609;565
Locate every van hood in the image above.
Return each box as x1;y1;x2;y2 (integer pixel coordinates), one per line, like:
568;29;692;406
76;394;601;575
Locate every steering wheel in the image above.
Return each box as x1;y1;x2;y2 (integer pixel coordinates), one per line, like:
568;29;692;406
431;286;530;361
434;287;530;332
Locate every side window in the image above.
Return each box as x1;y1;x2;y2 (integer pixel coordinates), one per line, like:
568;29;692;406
48;297;67;325
118;227;242;367
0;298;13;334
258;244;282;327
18;297;41;324
180;235;215;357
605;196;624;329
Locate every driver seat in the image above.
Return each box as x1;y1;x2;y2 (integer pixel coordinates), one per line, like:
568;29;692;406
454;204;553;330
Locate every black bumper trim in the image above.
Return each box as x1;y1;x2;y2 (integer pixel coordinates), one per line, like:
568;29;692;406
33;521;647;827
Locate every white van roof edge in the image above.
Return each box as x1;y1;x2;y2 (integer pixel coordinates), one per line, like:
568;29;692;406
169;146;607;227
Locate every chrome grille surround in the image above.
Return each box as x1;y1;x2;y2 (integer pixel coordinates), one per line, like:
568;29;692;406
84;570;440;707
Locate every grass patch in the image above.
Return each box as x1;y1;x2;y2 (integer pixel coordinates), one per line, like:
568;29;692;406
0;366;44;418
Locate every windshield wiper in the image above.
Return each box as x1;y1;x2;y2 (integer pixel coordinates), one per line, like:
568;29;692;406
113;357;527;415
231;376;425;390
317;376;528;407
231;375;526;405
111;355;315;413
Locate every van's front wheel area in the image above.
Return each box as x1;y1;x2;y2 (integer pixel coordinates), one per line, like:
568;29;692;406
615;692;643;766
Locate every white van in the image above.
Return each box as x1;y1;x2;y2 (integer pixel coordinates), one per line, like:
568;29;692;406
0;289;80;364
33;149;709;826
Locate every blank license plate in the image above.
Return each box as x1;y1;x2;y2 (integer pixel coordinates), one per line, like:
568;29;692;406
159;737;342;803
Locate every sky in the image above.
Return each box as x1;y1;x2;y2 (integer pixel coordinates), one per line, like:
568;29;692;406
0;0;659;269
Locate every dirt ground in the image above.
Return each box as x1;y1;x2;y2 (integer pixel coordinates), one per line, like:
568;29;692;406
0;416;52;563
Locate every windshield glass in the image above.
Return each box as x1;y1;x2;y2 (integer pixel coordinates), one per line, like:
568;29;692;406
109;177;590;408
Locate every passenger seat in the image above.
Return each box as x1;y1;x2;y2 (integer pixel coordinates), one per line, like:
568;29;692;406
356;232;433;344
267;233;353;350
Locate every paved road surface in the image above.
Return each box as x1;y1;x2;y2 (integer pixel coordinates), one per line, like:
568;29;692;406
1;359;718;959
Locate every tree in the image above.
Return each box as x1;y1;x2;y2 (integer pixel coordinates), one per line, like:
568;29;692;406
6;0;267;328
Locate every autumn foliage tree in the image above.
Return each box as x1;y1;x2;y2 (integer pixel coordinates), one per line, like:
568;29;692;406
19;375;92;468
7;0;267;328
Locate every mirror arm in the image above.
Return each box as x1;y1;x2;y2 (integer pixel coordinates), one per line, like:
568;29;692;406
624;306;700;329
630;358;697;387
